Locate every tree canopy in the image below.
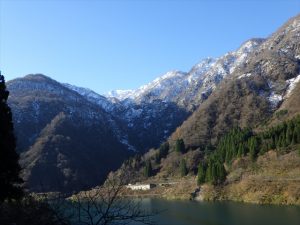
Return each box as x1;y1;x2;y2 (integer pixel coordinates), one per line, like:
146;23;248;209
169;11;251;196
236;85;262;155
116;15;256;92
0;73;23;201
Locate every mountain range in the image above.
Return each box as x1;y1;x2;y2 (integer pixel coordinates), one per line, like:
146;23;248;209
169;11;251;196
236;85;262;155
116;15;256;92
7;14;300;192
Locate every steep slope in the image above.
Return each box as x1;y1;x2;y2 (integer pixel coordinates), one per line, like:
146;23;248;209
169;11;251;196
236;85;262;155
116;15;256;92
101;39;264;152
51;37;264;155
201;149;300;205
8;14;299;194
108;15;300;205
62;83;118;112
63;83;190;152
107;38;264;110
264;81;300;128
7;74;132;192
169;14;300;148
20;112;129;192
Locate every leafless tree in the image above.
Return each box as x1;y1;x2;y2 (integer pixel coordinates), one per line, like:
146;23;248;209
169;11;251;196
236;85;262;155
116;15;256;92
39;171;156;225
57;173;156;225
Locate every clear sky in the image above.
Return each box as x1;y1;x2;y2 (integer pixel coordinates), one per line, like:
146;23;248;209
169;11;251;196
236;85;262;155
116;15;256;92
0;0;299;94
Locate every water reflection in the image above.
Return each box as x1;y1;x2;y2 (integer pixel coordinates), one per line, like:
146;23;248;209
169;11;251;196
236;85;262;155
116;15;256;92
131;198;300;225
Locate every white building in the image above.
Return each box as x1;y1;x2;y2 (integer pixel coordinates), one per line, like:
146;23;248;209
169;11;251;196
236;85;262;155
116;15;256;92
126;183;155;190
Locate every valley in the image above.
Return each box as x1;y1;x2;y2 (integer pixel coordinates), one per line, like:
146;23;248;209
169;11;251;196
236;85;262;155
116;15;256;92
5;14;300;206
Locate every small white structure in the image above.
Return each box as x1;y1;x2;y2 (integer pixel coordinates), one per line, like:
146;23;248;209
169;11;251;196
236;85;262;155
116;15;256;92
126;183;155;190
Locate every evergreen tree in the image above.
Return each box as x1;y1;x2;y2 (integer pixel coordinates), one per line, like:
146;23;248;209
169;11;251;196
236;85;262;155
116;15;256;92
197;162;206;185
0;72;23;201
205;161;212;183
155;142;169;163
237;144;244;157
295;125;300;143
159;142;169;159
249;137;258;161
286;123;293;144
180;159;188;177
143;160;152;177
155;152;160;164
175;139;185;153
216;162;226;184
201;116;300;186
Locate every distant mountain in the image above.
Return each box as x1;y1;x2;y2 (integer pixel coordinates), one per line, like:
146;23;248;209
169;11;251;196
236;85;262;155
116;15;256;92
100;38;264;152
7;74;132;192
110;15;300;202
169;14;300;148
8;14;299;194
6;37;263;192
106;38;264;110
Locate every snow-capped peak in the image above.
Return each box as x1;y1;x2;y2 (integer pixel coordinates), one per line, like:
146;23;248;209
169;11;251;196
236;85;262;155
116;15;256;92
236;39;264;55
63;83;115;111
104;38;263;106
106;89;135;101
63;83;101;99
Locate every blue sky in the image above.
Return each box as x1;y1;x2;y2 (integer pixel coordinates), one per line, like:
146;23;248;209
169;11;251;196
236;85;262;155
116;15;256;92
0;0;299;94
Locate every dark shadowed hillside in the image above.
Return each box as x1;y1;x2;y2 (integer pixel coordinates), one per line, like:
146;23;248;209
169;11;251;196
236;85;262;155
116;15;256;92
20;112;130;192
7;74;132;192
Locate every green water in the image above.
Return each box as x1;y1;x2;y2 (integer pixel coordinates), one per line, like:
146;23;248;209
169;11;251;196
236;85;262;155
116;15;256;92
132;198;300;225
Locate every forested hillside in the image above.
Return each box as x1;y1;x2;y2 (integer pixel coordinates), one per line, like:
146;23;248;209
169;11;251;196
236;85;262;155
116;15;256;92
169;14;300;149
110;15;300;204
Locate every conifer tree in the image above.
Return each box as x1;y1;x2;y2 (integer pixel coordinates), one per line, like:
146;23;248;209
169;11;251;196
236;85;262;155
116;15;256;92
144;160;152;177
158;142;169;159
0;72;23;201
175;139;185;153
286;123;293;144
180;159;188;177
216;162;226;184
296;125;300;143
249;137;258;161
197;162;206;185
205;161;212;183
291;131;297;145
237;144;244;157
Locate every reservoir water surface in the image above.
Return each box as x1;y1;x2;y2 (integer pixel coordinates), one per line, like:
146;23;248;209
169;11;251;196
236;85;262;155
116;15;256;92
132;198;300;225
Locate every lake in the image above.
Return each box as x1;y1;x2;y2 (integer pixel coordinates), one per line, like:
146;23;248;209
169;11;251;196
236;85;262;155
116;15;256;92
131;198;300;225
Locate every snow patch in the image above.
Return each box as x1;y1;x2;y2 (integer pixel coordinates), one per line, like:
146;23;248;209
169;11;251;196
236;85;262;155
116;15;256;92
106;89;135;100
120;138;136;151
268;92;283;108
285;74;300;98
238;73;252;79
63;83;115;112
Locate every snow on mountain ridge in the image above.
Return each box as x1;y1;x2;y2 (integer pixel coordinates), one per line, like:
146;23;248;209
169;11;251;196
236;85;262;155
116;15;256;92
63;83;116;112
105;39;264;106
132;70;187;101
106;89;135;101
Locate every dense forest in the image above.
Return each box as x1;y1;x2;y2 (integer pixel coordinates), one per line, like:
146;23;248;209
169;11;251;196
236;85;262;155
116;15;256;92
197;115;300;185
120;114;300;188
